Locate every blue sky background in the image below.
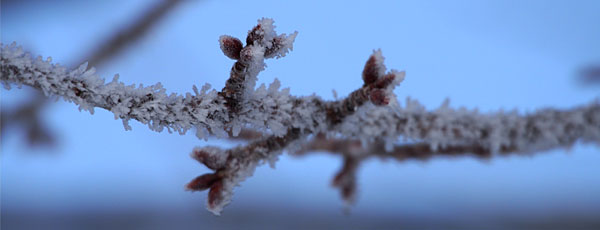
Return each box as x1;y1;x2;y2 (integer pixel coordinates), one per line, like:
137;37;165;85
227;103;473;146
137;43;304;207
2;0;600;228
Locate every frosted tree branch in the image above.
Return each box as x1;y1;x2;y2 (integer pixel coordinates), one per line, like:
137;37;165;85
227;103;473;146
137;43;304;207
2;0;186;148
2;18;599;215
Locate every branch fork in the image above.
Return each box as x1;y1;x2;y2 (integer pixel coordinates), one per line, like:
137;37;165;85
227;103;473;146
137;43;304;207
218;18;298;114
186;20;405;214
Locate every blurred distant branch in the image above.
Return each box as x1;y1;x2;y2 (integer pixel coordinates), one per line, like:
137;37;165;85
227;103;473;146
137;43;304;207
1;0;187;149
81;0;185;67
579;64;600;85
1;91;55;147
292;134;495;203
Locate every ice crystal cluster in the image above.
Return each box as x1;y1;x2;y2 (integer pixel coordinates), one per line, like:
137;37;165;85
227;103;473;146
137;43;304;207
2;18;599;215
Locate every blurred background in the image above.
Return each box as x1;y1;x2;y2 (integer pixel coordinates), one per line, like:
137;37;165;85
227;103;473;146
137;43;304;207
2;0;600;229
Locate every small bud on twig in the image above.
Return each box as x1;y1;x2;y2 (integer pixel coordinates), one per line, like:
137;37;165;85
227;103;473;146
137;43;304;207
208;179;225;212
359;50;403;106
219;35;243;60
362;50;386;86
185;173;221;191
191;147;228;170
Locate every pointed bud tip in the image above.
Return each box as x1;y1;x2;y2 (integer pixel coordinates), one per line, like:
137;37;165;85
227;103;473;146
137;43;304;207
362;50;386;86
207;180;226;214
246;24;263;46
191;147;228;170
185;173;220;192
219;35;243;60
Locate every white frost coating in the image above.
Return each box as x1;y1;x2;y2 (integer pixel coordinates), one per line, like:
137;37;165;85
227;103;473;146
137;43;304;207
3;42;599;157
191;146;228;169
241;45;266;98
339;97;600;154
203;136;306;215
265;31;298;59
390;69;406;86
372;49;386;77
1;43;230;137
0;42;323;140
239;78;327;137
252;18;297;59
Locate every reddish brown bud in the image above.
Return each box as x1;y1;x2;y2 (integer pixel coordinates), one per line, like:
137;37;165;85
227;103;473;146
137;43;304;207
362;50;387;86
246;24;264;46
208;180;225;210
369;89;389;105
373;73;395;89
362;55;380;86
219;35;243;60
185;173;220;191
191;147;227;170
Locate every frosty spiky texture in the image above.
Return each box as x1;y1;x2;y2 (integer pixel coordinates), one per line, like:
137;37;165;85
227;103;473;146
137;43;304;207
2;18;600;216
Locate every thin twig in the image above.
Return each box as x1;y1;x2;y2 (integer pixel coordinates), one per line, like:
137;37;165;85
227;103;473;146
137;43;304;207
81;0;186;67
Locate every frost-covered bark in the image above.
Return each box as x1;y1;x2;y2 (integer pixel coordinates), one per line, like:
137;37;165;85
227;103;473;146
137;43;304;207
2;18;599;215
2;0;183;149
